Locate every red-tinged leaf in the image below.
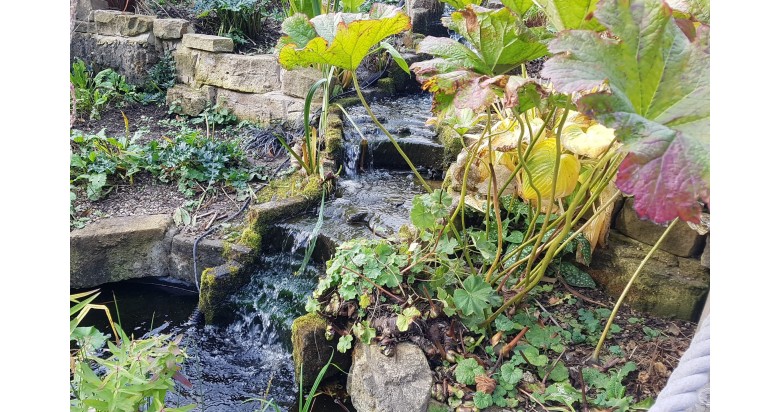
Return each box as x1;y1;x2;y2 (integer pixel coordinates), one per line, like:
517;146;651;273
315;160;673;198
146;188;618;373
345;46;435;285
543;0;709;224
173;371;193;388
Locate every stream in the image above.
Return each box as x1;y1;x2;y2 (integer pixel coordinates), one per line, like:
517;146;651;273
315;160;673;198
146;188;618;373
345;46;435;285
73;92;444;411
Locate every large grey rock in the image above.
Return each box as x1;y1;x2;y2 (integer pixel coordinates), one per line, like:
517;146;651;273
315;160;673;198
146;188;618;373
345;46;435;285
153;18;193;40
347;342;433;412
182;33;234;52
291;313;352;387
71;215;176;288
615;198;706;257
71;31;160;85
166;84;216;116
588;231;710;321
195;53;281;94
93;10;155;37
216;89;304;125
75;0;108;21
281;67;324;100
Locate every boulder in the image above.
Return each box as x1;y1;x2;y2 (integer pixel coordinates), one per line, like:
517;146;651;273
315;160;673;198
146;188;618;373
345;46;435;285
588;231;710;321
182;33;234;52
291;313;352;387
347;342;433;412
195;53;281;94
409;0;447;36
615;198;706;257
93;10;155;37
70;215;175;288
153;18;193;40
166;84;215;116
700;235;710;268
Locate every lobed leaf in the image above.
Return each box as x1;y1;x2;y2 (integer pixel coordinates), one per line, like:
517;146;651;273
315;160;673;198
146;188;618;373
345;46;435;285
543;0;709;224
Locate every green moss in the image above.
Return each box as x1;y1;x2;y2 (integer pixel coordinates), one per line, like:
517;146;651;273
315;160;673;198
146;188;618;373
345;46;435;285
377;77;396;95
323;113;344;160
332;96;361;108
237;227;262;250
256;174;321;204
437;125;465;168
291;312;328;386
198;262;250;323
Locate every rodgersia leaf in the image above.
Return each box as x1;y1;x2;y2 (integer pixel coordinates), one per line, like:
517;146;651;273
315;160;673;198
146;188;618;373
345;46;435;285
534;0;605;31
543;0;709;224
279;5;411;72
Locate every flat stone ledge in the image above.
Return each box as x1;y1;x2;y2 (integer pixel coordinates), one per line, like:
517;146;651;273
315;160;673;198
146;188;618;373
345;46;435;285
153;18;193;40
70;215;175;288
93;10;155;37
182;33;234;52
196;53;281;94
168;234;253;284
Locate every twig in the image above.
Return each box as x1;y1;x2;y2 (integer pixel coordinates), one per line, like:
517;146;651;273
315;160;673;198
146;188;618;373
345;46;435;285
578;366;589;412
205;212;219;230
534;299;563;329
542;350;566;385
555;274;608;307
222;186;240;209
519;388;550;411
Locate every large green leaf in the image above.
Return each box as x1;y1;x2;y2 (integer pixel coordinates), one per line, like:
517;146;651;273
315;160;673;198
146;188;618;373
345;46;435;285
280;13;317;48
542;0;709;224
279;5;411;72
448;6;548;75
533;0;605;31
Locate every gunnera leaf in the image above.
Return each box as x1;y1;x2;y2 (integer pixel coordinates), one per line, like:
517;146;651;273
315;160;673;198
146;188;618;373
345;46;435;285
534;0;606;31
543;0;709;224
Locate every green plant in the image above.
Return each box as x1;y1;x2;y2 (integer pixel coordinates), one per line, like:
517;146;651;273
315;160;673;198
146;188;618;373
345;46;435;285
139;52;177;104
191;103;239;128
70;128;145;201
194;0;277;45
70;59;138;120
70;290;194;411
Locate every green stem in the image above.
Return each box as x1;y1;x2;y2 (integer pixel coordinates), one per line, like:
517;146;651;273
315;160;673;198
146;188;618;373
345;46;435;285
590;217;680;363
352;75;431;193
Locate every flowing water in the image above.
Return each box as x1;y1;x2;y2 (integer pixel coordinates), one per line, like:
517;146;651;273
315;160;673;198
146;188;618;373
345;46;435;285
73;93;447;411
342;93;441;177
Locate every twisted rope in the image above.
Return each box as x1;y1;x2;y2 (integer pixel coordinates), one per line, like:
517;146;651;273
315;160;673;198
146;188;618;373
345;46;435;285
649;315;710;412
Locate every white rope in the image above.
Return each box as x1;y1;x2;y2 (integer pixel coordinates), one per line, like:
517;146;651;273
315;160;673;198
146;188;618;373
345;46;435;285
649;315;710;412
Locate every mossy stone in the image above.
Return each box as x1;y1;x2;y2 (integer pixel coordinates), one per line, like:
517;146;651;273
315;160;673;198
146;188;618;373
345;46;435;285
437;125;464;168
291;313;351;388
198;261;250;324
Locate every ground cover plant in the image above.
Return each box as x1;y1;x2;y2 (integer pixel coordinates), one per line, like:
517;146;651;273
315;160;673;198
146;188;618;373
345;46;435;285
294;0;709;409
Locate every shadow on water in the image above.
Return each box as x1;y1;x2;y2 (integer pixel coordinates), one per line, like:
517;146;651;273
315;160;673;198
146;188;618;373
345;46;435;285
72;244;328;412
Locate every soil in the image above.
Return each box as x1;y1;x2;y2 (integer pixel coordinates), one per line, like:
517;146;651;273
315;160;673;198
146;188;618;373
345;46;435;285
70;101;292;240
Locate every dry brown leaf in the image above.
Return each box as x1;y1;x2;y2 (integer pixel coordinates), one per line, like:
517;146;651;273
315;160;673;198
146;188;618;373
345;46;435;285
475;375;496;394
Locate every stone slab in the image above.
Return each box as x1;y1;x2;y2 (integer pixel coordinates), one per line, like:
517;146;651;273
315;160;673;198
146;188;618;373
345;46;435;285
93;10;155;37
182;33;234;52
615;198;706;257
281;67;324;100
369;138;446;172
153;18;193;40
588;231;710;321
70;215;175;288
196;53;281;94
216;89;304;125
168;234;252;284
173;45;198;85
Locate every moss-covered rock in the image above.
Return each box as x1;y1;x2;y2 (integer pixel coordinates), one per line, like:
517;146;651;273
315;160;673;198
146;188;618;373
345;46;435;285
323;110;344;164
291;313;351;388
198;260;250;324
588;232;710;321
377;77;396;95
437;125;465;169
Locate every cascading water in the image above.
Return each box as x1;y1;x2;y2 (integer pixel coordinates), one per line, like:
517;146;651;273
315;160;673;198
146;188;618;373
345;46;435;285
342;93;439;177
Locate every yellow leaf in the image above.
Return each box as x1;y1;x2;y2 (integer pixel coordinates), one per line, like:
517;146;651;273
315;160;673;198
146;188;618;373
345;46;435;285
521;138;580;202
561;123;615;158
